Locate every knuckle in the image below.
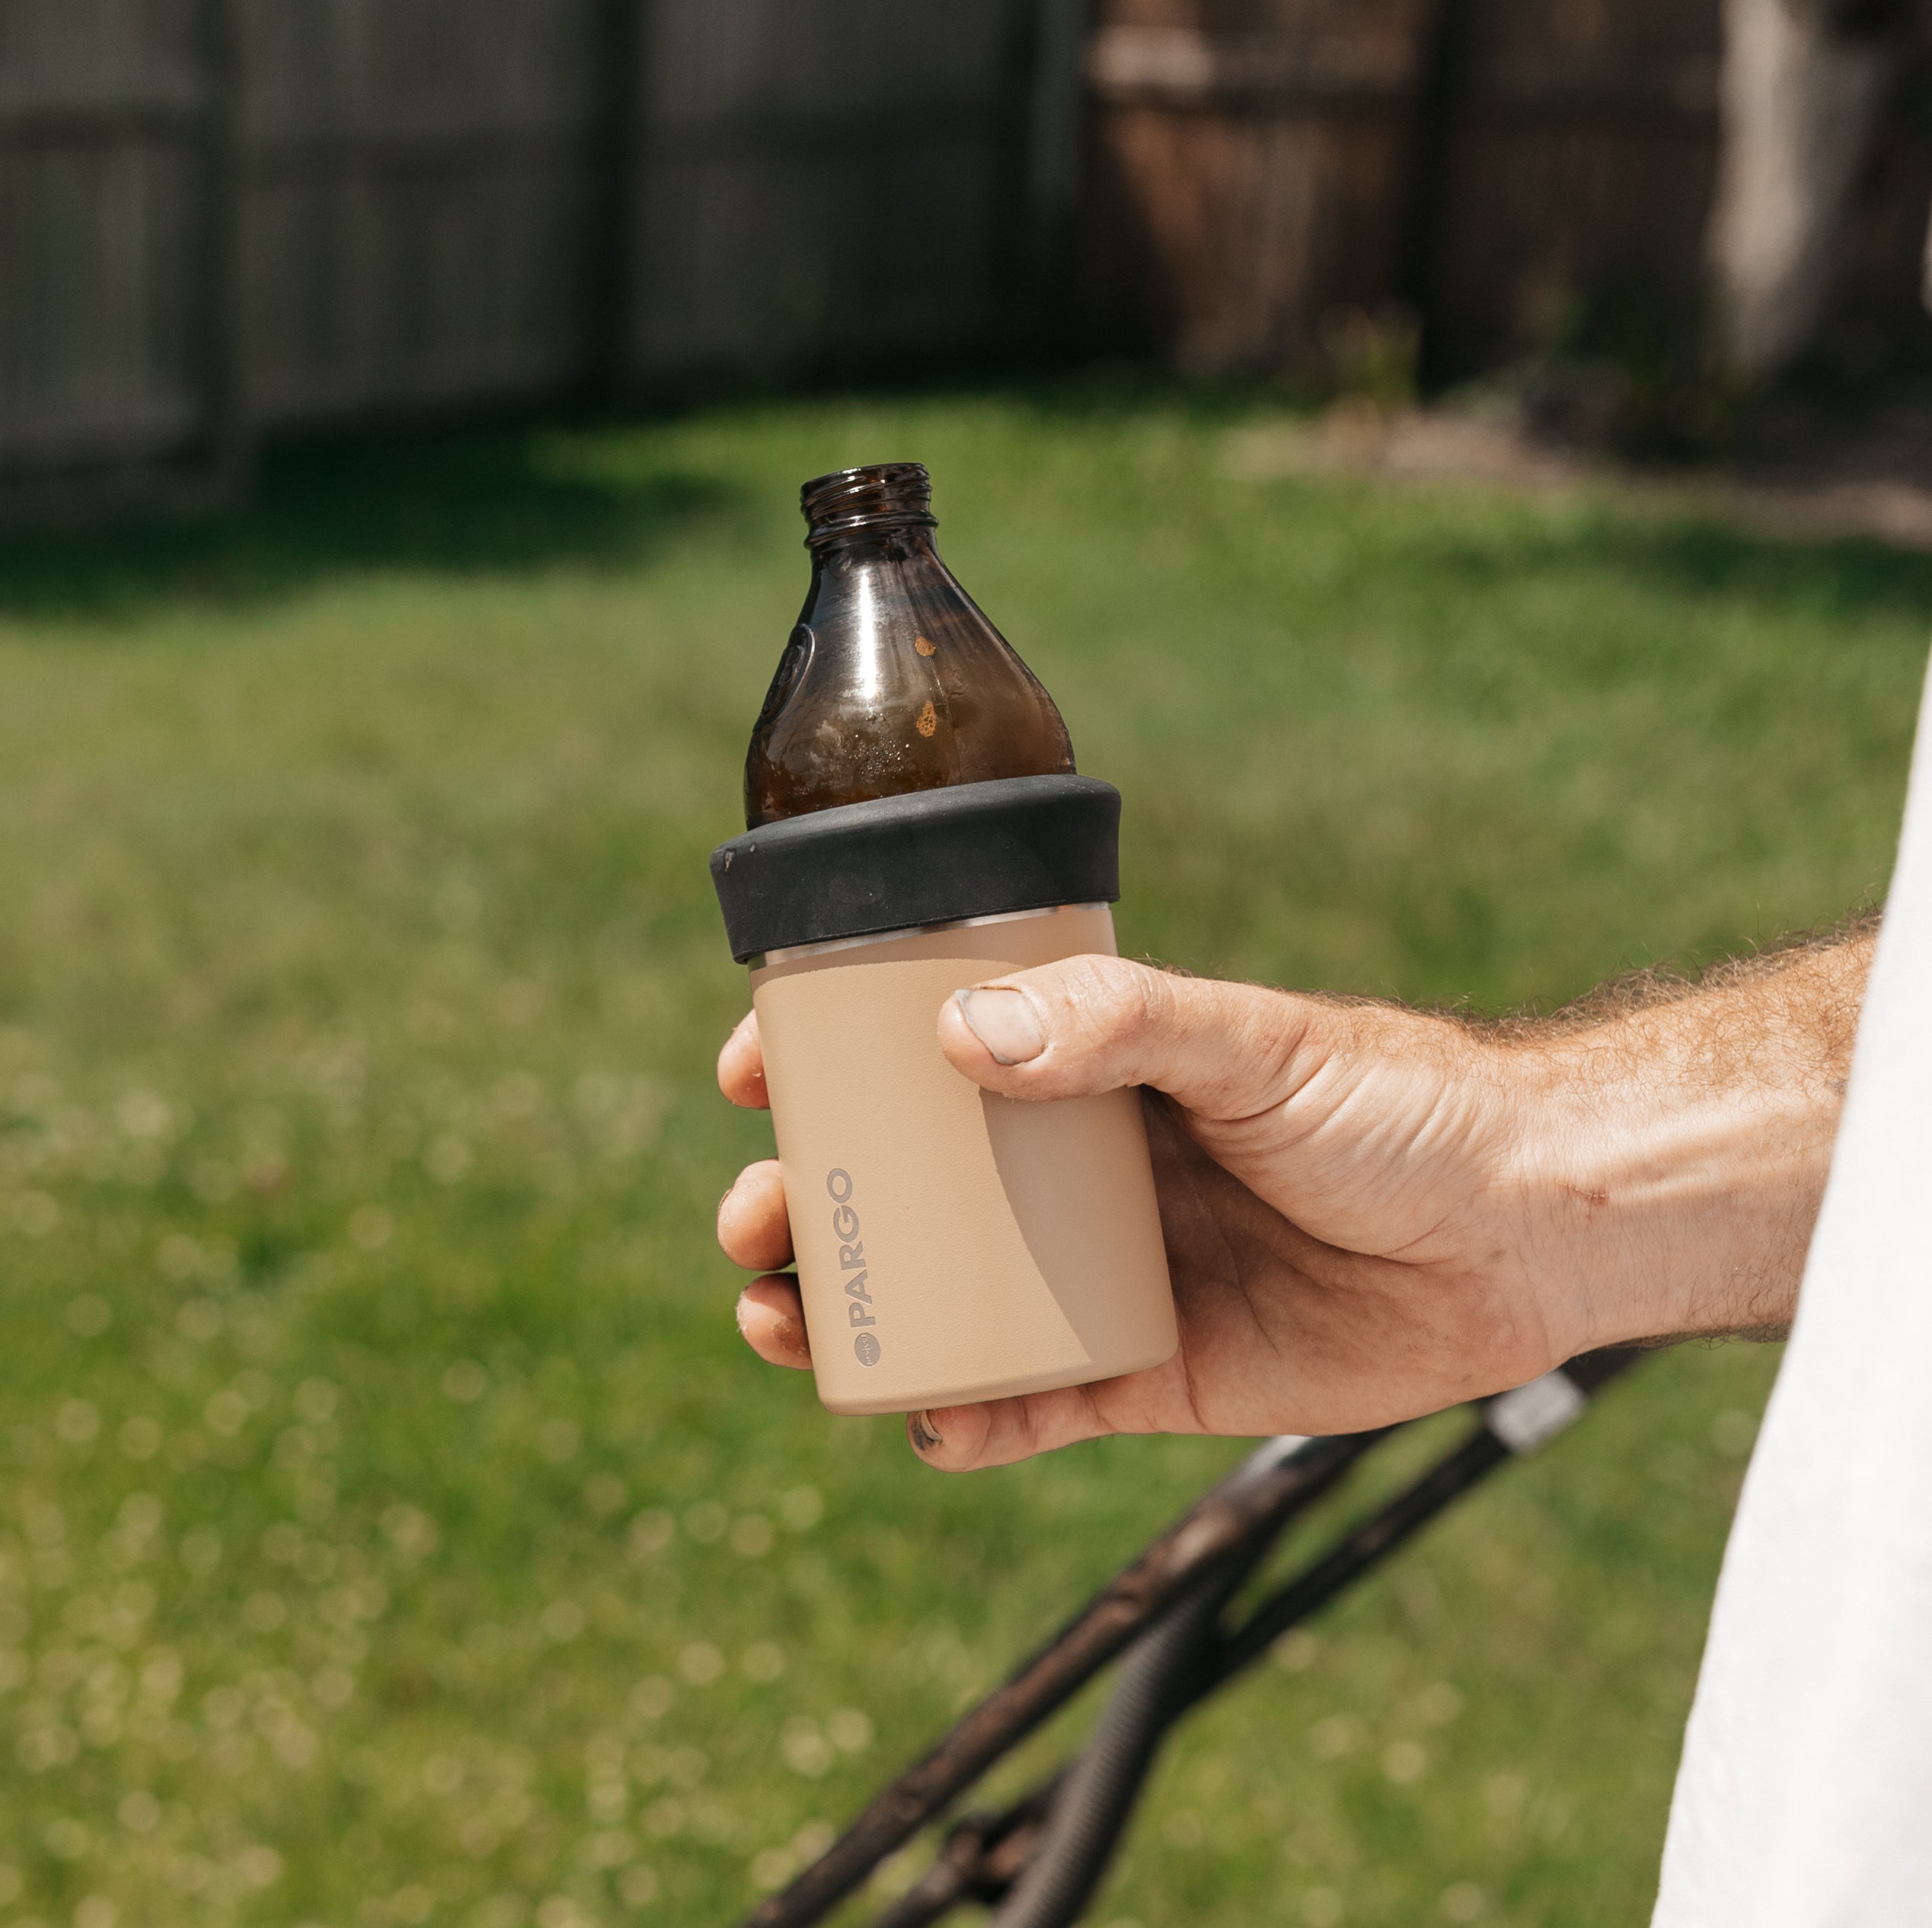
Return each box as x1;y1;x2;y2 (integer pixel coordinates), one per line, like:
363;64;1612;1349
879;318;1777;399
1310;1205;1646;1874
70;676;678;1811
1054;954;1164;1055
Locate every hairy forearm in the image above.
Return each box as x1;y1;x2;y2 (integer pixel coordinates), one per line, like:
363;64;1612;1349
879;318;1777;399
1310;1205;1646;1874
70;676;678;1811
1513;924;1876;1350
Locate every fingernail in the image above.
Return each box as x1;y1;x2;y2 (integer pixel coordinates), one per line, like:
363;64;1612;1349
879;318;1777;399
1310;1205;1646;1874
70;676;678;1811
954;988;1045;1065
908;1410;944;1454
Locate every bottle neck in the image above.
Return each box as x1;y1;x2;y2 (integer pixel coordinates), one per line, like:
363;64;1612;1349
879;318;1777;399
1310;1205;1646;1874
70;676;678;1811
800;461;937;550
806;522;943;574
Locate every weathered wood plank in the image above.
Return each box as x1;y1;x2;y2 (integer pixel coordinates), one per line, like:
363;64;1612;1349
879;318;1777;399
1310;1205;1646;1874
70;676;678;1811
241;152;596;420
1420;0;1726;374
1072;1;1428;372
0;0;216;474
0;75;206;144
640;0;1022;128
239;0;602;143
628;135;1014;376
1086;25;1717;119
235;0;606;420
0;0;203;75
0;139;209;470
1087;24;1417;107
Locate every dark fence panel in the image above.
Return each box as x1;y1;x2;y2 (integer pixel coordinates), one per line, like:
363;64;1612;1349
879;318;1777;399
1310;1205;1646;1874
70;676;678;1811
1818;38;1932;382
0;0;235;490
237;0;609;423
624;0;1041;378
1419;0;1723;378
0;0;1043;503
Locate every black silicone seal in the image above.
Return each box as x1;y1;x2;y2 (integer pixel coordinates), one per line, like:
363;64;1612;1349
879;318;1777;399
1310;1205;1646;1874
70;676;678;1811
710;774;1121;963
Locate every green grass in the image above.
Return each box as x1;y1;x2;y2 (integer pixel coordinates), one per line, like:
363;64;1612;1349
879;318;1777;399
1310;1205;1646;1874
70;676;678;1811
0;381;1924;1928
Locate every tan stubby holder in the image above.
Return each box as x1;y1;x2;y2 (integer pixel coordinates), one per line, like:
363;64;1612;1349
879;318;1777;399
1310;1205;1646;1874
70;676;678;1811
752;902;1177;1416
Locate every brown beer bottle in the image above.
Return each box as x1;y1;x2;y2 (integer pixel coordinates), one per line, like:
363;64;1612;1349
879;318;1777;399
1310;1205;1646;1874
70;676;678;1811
743;462;1075;828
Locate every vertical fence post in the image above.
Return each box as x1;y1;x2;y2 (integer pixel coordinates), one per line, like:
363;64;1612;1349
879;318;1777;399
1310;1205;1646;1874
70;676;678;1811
1397;0;1473;390
590;0;646;395
198;0;251;496
1015;0;1092;348
987;0;1091;356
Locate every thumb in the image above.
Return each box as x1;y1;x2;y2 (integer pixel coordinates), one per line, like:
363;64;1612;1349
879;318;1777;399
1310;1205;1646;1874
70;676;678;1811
937;954;1320;1122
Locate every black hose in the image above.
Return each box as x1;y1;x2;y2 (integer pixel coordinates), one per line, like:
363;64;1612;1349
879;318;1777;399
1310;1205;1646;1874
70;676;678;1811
986;1438;1333;1928
990;1553;1250;1928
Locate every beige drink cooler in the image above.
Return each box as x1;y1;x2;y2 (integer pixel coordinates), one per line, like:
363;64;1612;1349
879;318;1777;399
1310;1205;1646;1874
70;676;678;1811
711;776;1177;1416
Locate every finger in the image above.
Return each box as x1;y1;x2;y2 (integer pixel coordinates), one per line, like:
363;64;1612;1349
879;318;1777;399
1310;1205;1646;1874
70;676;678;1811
937;955;1323;1122
718;1010;769;1110
736;1275;811;1369
905;1381;1127;1472
717;1159;794;1272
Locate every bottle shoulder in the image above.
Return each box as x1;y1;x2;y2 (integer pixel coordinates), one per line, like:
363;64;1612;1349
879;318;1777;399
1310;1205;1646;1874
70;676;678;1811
744;540;1073;828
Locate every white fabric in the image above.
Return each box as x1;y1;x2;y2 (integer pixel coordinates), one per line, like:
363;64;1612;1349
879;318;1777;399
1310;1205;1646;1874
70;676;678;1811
1653;662;1932;1926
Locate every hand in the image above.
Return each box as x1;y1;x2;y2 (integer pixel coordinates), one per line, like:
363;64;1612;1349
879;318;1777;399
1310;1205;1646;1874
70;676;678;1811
718;940;1866;1470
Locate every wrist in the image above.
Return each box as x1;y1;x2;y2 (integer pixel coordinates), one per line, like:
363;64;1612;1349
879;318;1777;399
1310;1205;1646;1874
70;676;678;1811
1503;943;1868;1351
1545;1065;1821;1349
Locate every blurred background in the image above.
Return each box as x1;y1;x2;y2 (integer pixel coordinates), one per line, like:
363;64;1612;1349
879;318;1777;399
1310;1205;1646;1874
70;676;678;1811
2;4;1930;1928
5;0;1931;498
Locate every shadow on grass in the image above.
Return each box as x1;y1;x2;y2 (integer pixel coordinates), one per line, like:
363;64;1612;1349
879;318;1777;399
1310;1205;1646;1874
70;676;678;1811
0;410;746;629
1271;467;1932;630
1597;517;1932;627
1501;510;1932;628
8;375;1932;639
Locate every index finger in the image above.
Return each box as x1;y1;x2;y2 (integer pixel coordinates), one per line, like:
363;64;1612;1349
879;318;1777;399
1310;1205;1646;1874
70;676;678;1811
718;1010;769;1109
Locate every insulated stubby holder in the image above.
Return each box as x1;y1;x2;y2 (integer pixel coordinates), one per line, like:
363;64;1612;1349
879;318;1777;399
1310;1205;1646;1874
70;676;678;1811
711;775;1178;1416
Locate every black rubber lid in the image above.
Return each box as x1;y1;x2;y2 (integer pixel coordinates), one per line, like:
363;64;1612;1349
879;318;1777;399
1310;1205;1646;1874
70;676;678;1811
711;774;1121;963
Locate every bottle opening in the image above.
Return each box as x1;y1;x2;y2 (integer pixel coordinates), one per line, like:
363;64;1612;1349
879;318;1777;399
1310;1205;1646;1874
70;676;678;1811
800;462;937;546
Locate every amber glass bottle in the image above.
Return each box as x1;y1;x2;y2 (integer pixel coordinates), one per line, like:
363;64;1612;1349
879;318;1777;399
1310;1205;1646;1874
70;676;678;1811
743;462;1075;828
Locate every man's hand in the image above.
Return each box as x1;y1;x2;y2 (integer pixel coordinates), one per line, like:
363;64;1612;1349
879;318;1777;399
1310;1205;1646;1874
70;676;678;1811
717;934;1870;1471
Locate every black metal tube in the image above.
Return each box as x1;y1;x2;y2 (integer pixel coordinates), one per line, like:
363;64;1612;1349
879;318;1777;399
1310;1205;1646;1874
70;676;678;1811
833;1351;1646;1928
867;1784;1063;1928
1211;1427;1509;1687
909;1426;1510;1928
744;1429;1381;1928
1214;1354;1640;1685
865;1352;1647;1926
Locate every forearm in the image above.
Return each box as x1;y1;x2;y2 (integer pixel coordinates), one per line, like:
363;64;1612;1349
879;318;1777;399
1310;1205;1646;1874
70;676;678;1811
1515;927;1876;1350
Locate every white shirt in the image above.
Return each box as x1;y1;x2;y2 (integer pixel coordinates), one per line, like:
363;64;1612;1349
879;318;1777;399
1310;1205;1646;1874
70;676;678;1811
1653;662;1932;1924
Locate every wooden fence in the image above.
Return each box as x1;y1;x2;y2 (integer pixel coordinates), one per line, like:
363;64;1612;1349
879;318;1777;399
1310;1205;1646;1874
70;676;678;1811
0;0;1063;503
1071;0;1932;381
3;0;1929;507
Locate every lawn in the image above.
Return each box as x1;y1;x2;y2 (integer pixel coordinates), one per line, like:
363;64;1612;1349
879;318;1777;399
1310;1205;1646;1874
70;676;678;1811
0;381;1925;1928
